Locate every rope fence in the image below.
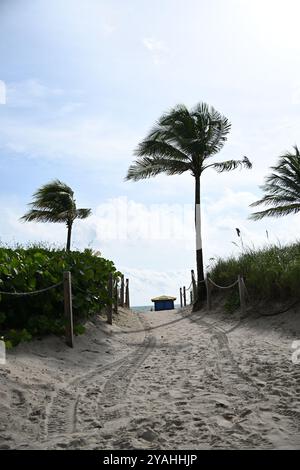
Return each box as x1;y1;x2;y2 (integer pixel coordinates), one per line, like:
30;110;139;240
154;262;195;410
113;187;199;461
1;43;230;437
0;281;63;296
180;270;206;307
180;270;247;316
0;271;130;347
207;278;238;290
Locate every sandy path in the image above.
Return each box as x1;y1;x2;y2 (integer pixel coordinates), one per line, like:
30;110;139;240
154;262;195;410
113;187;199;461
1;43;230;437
1;306;300;449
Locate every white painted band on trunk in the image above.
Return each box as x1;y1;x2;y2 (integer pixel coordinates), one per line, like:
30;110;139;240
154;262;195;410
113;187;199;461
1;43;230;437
195;203;202;251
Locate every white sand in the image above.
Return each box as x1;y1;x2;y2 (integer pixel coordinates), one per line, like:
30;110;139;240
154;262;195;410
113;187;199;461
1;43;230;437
1;304;300;449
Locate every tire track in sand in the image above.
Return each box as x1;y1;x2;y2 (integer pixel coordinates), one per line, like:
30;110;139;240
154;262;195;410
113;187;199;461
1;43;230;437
44;354;132;441
44;314;156;442
191;313;262;398
189;312;300;447
97;315;156;426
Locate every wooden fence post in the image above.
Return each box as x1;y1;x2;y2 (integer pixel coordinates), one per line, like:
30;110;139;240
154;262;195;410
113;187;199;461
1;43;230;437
107;273;113;325
120;275;125;307
114;279;119;315
180;287;183;308
191;269;197;304
63;271;74;348
190;291;193;305
183;286;187;307
238;274;246;317
206;275;212;311
125;278;130;308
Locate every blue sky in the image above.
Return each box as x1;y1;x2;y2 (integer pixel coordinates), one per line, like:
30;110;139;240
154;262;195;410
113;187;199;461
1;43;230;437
1;0;300;304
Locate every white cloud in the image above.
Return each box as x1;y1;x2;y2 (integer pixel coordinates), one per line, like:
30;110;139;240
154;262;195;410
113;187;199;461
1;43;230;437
1;1;300;306
0;116;138;165
86;197;194;244
56;102;84;116
6;79;64;108
142;37;169;65
0;197;66;248
120;266;190;307
202;188;300;260
1;192;299;305
206;188;254;214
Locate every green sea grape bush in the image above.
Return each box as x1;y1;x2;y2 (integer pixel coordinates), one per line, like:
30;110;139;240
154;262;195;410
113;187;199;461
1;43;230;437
0;246;121;345
209;241;300;302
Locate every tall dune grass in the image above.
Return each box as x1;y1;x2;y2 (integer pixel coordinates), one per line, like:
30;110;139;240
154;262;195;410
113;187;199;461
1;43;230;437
209;241;300;301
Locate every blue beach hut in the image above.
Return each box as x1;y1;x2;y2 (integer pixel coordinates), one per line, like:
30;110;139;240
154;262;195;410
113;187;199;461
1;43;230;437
151;295;176;311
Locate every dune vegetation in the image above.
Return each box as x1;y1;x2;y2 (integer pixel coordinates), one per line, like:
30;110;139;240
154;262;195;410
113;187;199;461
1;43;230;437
0;245;120;347
209;241;300;304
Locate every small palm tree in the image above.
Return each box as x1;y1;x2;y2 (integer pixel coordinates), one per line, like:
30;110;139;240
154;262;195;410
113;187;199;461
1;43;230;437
249;146;300;220
21;179;91;251
126;103;252;311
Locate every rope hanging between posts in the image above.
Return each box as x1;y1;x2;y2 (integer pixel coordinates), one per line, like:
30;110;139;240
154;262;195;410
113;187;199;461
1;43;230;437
182;272;206;305
186;278;206;292
208;278;239;290
0;281;63;297
206;274;246;316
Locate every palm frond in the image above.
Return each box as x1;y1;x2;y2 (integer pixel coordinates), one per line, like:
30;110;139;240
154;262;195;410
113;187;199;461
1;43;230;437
76;208;92;219
21;180;91;224
249;204;300;220
127;102;238;180
250;183;299;206
32;179;74;201
156;104;191;130
192;103;231;157
249;148;300;220
205;156;252;173
146;106;201;158
20;210;67;223
126;156;190;181
135;139;190;162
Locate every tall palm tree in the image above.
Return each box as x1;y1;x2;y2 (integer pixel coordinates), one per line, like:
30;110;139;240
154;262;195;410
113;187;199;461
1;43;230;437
249;146;300;220
126;103;252;311
21;179;91;251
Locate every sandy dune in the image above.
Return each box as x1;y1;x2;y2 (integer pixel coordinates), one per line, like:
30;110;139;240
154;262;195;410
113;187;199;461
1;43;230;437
0;304;300;449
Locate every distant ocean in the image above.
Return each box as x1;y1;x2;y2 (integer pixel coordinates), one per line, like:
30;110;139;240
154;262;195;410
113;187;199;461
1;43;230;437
131;305;153;312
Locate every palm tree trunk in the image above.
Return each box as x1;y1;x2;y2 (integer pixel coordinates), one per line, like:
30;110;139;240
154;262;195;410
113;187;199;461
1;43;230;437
193;175;206;311
66;223;72;251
